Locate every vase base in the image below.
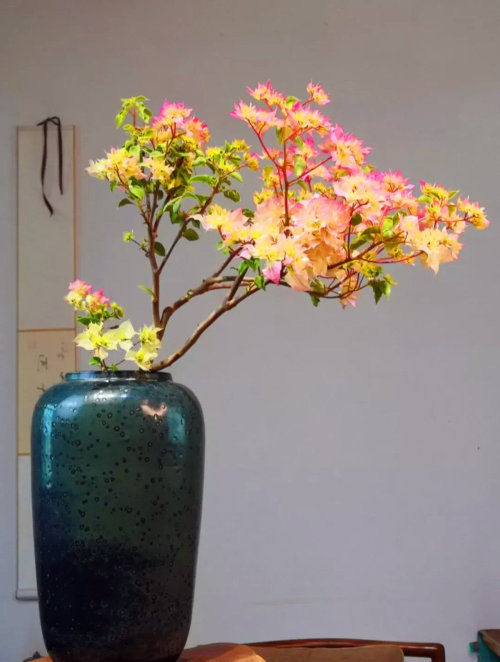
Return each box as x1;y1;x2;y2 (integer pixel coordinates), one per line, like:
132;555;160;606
49;647;183;662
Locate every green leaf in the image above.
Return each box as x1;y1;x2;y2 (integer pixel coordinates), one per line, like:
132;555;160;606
309;294;321;307
76;316;91;326
182;228;199;241
275;127;284;144
371;277;392;304
382;216;395;238
180;192;199;205
293;155;307;177
128;144;141;159
169;196;182;216
447;190;459;200
224;189;241;202
310;279;328;294
118;198;133;207
349;235;369;250
230;171;243;182
109;180;118;192
138;285;155;298
242;208;255;219
129;184;144;200
190;174;217;186
154;241;166;256
89;357;102;366
238;257;260;274
286;96;298;107
115;109;127;129
372;281;383;304
254;274;266;290
350;213;363;226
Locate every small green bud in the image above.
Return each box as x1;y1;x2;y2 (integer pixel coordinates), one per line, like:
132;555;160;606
111;302;124;317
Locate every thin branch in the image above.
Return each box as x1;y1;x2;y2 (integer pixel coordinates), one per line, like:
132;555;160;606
288;155;332;185
157;216;190;274
157;185;222;275
227;266;248;302
158;272;252;337
213;250;239;277
151;285;259;371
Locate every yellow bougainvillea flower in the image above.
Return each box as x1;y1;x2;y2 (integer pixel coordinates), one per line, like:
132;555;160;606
74;323;113;360
143;157;173;187
401;216;462;274
105;320;136;352
65;279;93;309
138;325;162;350
87;148;145;185
125;346;159;371
457;198;490;230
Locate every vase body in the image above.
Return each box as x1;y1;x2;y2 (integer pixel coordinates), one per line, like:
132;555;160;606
31;371;204;662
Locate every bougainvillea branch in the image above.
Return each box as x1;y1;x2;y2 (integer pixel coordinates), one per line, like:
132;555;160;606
66;83;490;371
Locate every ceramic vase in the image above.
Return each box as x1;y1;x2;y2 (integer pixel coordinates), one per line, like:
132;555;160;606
31;371;204;662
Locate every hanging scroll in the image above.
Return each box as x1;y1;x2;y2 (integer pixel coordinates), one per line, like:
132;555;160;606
17;124;77;599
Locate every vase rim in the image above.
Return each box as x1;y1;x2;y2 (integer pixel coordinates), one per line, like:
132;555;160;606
65;371;172;381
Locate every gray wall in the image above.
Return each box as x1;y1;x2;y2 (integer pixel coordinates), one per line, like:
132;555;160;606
1;1;500;660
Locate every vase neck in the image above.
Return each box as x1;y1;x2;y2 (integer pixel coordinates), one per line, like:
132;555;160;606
64;371;172;382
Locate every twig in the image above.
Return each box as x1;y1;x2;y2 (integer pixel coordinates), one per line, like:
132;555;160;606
151;285;259;370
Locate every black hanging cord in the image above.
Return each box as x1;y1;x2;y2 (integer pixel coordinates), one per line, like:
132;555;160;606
36;116;63;215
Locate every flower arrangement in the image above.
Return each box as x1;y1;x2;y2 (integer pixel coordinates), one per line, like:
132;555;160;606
67;82;489;371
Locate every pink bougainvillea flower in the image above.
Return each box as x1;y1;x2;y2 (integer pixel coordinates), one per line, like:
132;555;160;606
184;117;211;144
153;100;192;125
378;170;413;193
306;82;331;106
68;280;92;296
286;103;331;133
86;288;111;313
246;81;285;106
262;261;282;284
230;101;282;133
320;124;371;171
64;280;92;310
65;279;93;309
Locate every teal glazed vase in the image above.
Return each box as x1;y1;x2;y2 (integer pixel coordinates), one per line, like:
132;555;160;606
31;371;204;662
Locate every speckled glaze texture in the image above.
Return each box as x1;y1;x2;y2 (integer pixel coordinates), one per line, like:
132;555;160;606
31;371;204;662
